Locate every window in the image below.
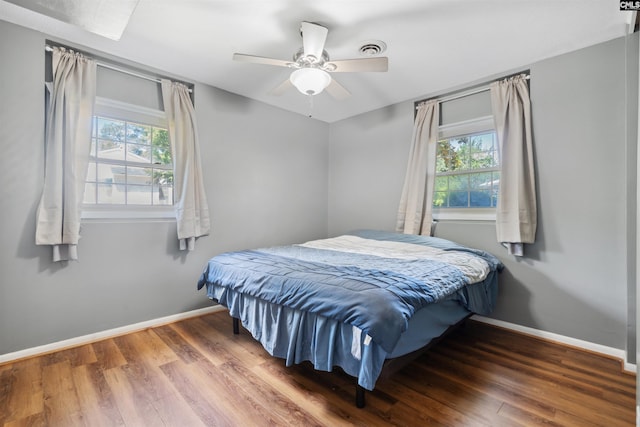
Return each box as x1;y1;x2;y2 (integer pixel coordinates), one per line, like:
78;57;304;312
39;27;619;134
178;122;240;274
432;116;498;220
82;97;174;219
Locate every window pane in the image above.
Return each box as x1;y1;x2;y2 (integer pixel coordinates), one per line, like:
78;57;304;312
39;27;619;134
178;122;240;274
97;182;124;204
126;167;153;186
448;191;468;207
97;118;125;142
127;143;151;163
471;151;495;168
97;139;123;158
470;172;493;189
153;181;173;205
111;166;126;185
151;128;172;165
433;191;447;207
153;169;174;184
448;174;469;190
471;133;495;151
450;137;470;170
470;190;492;207
434;176;448;192
126;184;152;205
126;123;150;144
437;141;453;172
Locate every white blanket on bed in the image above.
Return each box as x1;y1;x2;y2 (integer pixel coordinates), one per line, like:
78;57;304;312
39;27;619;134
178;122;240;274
299;235;490;284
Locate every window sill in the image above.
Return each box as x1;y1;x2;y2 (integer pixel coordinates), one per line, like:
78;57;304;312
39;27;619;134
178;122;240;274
81;206;175;222
432;208;496;221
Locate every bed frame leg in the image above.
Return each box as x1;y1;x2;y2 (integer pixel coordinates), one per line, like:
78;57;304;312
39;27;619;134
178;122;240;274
232;317;239;335
356;385;366;408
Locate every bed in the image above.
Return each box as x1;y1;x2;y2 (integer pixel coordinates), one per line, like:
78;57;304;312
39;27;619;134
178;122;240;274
197;229;502;407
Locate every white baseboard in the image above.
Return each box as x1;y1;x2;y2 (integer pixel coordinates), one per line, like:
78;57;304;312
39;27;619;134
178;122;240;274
472;315;637;374
0;305;226;365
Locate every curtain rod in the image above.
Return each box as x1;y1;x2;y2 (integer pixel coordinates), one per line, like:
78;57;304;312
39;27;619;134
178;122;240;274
416;73;530;108
45;44;192;92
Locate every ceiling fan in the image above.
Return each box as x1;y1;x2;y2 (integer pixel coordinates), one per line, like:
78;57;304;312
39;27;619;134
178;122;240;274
233;21;388;99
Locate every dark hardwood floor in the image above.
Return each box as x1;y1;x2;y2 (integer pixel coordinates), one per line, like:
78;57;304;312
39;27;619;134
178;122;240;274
0;310;635;426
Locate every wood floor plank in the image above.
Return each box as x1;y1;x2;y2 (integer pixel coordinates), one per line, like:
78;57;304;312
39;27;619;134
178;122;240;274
102;365;165;426
152;324;205;364
160;358;267;426
0;358;43;425
496;402;566;427
273;363;400;426
1;311;635;427
381;374;500;427
113;330;177;368
71;364;124;426
218;358;326;426
252;361;370;426
0;365;15;425
150;391;208;427
393;361;513;426
2;412;46;427
158;359;236;426
197;315;274;366
170;317;238;366
42;344;96;368
41;361;84;427
90;339;127;370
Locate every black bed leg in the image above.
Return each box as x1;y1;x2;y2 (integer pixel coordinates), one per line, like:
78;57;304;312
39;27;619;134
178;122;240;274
356;385;366;408
232;317;239;335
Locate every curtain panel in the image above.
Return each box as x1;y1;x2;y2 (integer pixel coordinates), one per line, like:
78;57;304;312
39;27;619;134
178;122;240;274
490;74;537;256
161;79;211;250
395;99;440;236
35;47;96;262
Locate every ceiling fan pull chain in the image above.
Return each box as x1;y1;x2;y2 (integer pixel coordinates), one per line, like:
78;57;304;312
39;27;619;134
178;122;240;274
308;94;314;117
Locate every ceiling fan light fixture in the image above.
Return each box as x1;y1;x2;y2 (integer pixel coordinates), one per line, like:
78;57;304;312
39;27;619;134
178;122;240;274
290;68;331;96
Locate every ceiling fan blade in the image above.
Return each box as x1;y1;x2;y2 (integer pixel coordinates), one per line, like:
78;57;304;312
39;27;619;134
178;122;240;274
268;79;293;96
328;57;388;73
233;53;292;68
325;79;351;100
301;21;328;60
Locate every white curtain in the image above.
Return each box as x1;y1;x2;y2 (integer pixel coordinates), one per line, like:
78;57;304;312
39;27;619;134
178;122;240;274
490;74;537;256
395;99;440;235
35;47;96;262
161;79;211;250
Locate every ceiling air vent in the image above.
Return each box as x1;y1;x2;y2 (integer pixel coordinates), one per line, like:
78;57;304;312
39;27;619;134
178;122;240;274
359;41;387;57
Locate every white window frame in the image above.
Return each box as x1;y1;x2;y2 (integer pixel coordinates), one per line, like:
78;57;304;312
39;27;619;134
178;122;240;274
81;97;175;221
432;115;497;222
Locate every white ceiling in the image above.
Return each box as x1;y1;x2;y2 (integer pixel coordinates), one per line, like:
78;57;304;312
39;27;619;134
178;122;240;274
0;0;634;122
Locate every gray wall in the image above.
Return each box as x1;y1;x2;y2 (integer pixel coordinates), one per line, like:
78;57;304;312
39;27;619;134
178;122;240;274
328;34;637;353
0;20;328;355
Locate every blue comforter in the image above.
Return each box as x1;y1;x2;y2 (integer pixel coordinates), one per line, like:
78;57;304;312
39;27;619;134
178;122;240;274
197;230;502;354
